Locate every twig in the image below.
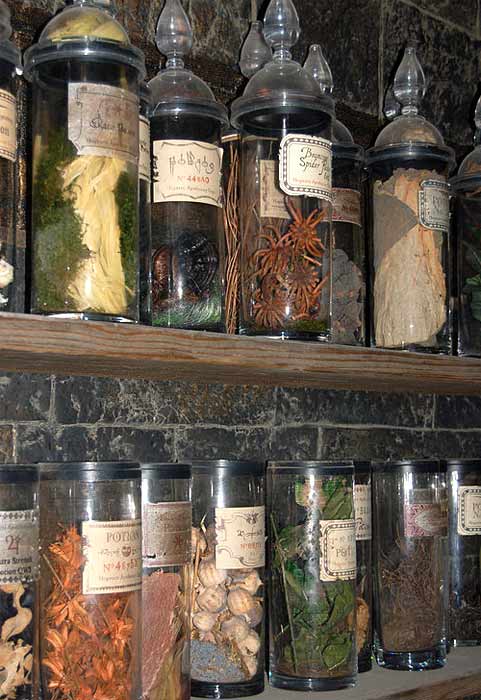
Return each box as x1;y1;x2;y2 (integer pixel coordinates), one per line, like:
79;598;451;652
270;514;298;672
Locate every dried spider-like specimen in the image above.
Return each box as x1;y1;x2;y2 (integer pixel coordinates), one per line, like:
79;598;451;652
251;226;292;278
285;199;326;257
281;261;320;309
253;287;288;329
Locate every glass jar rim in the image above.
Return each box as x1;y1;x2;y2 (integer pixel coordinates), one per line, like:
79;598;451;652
0;465;38;483
372;459;444;474
40;461;140;481
192;460;265;476
142;463;191;479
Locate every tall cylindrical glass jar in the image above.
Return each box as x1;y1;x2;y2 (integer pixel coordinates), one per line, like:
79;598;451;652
0;466;39;700
267;461;357;691
191;461;265;698
354;461;372;672
139;84;152;324
446;460;481;645
24;0;145;322
0;2;20;313
231;0;334;341
373;460;448;670
39;462;142;700
366;48;454;352
141;464;191;700
149;0;228;331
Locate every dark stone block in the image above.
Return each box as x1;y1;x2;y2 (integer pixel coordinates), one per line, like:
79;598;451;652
95;427;175;462
15;424;94;463
176;426;270;461
269;426;319;461
435;395;481;429
0;373;50;422
411;0;477;33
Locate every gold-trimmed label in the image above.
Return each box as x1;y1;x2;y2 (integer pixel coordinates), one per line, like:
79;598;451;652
142;501;192;566
457;486;481;535
419;179;449;232
354;485;372;541
215;506;265;569
319;519;356;581
82;519;142;595
0;510;38;583
279;134;332;201
0;90;16;163
139;115;151;182
332;188;361;226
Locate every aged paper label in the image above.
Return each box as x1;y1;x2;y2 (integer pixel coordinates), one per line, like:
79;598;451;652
354;485;372;541
0;90;16;163
332;188;361;226
404;503;447;538
458;486;481;535
260;160;290;218
319;519;356;581
215;506;265;569
68;83;139;164
279;134;332;201
82;519;142;595
139;115;151;182
419;179;449;232
153;139;223;207
0;510;38;583
143;501;192;566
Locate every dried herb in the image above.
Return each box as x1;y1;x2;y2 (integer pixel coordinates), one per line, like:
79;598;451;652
0;583;34;700
115;171;138;298
223;137;240;335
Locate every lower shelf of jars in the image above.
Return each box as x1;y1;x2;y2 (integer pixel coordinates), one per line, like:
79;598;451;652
232;648;481;700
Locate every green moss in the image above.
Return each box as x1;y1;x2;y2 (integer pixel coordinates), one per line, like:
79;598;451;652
114;171;138;299
287;319;328;333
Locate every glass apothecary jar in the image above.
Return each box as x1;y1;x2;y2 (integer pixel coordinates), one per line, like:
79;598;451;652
305;45;366;346
191;461;265;698
39;462;142;700
267;461;357;691
24;0;145;322
142;464;191;700
366;48;454;353
354;461;372;672
149;0;228;331
0;466;39;700
231;0;334;341
446;460;481;645
139;84;152;324
373;460;448;670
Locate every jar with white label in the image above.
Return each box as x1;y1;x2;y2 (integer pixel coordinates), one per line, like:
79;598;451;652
148;0;228;331
366;47;454;353
139;84;152;324
0;466;39;700
373;460;448;670
191;461;265;698
446;460;481;645
267;461;356;691
141;464;191;700
354;461;372;672
231;0;334;341
24;0;146;322
39;462;142;700
0;2;20;313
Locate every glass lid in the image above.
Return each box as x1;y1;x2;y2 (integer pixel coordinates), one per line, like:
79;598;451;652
456;95;481;179
239;20;272;79
0;0;21;70
148;0;227;124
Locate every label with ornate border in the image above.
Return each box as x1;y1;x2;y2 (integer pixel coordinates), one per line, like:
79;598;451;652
332;188;361;226
418;179;449;232
143;501;192;566
458;486;481;535
279;134;332;201
354;485;372;541
0;90;16;163
0;510;38;583
215;506;265;569
319;519;356;581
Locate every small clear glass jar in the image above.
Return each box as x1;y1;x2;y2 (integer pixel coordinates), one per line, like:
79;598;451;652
267;461;357;691
142;464;191;700
39;462;142;700
373;460;448;670
191;461;265;698
24;0;146;322
139;83;152;324
366;48;454;352
0;466;39;700
446;460;481;645
354;461;372;672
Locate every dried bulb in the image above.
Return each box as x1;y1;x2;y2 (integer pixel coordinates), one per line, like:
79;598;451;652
238;630;261;656
198;560;227;588
243;655;258;679
227;588;255;616
221;616;250;642
237;570;262;595
192;611;218;632
197;586;227;613
242;601;263;628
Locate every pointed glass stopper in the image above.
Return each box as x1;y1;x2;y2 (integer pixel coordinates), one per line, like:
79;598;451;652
474;95;481;146
239;21;272;78
156;0;192;69
263;0;300;60
384;85;400;121
304;44;333;95
0;0;11;41
393;46;426;116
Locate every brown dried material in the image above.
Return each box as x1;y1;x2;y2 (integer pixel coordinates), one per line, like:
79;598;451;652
355;598;369;653
223;138;241;335
0;583;33;700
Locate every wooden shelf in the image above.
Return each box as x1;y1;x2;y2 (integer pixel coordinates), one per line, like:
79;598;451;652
238;649;481;700
0;313;481;394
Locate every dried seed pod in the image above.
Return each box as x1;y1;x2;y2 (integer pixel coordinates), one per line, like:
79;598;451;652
192;527;207;557
227;588;255;617
198;560;228;588
241;601;263;628
237;570;262;596
243;655;258;679
238;630;261;656
198;586;227;613
221;616;250;643
192;611;218;632
199;631;216;643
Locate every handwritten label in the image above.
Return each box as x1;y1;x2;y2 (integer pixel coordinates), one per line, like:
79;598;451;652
279;134;332;201
68;83;139;164
354;485;372;541
458;486;481;535
82;519;142;595
0;510;38;584
139;115;151;182
419;179;449;232
153;139;223;207
0;90;16;163
332;188;361;226
215;506;265;569
404;503;447;538
319;519;356;581
143;502;192;566
260;160;290;219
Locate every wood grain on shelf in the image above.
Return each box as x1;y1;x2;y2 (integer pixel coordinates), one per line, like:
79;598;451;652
0;313;481;394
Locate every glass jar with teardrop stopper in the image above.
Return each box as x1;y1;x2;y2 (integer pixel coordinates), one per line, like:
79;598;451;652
366;47;455;352
0;2;20;313
24;0;146;322
231;0;334;341
148;0;228;331
451;97;481;356
305;45;366;346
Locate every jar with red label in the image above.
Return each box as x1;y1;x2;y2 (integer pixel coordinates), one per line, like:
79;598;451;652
354;461;372;672
141;464;192;700
39;462;142;700
373;460;448;670
191;461;265;698
231;0;334;341
267;461;357;691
